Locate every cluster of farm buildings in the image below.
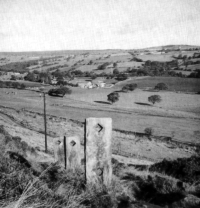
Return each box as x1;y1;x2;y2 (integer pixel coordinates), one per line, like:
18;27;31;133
76;80;113;89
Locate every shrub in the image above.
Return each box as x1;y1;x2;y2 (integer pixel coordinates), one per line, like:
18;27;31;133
144;128;154;141
107;92;119;104
144;128;154;136
148;95;162;105
122;83;137;92
155;83;168;90
149;156;200;183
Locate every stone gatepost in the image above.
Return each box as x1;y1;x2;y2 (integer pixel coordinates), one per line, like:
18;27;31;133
54;136;81;170
54;139;64;163
66;136;81;170
85;118;112;186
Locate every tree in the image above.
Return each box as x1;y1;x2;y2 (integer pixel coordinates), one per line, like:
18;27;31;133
48;86;71;97
107;92;119;104
39;72;51;84
12;82;19;88
122;83;137;92
24;72;38;82
155;83;168;90
20;83;26;89
91;74;97;80
113;62;118;68
113;68;119;75
148;95;162;105
10;75;16;80
88;60;93;65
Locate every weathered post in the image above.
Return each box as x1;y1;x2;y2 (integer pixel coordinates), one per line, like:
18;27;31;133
54;136;81;171
54;139;64;163
85;118;112;186
66;136;81;171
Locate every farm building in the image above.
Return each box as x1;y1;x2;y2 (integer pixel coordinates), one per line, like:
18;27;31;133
77;80;107;89
51;77;58;85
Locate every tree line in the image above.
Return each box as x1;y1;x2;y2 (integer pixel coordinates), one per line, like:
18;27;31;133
0;81;26;89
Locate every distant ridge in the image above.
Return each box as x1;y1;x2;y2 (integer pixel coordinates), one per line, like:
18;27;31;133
143;44;200;50
0;45;200;55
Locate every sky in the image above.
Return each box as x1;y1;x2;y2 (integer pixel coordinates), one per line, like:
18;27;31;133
0;0;200;51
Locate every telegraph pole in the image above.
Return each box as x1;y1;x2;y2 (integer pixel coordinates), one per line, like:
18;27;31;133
43;92;47;153
63;136;67;169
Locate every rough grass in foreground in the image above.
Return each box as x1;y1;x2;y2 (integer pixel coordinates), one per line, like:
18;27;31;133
1;125;200;207
0;155;120;208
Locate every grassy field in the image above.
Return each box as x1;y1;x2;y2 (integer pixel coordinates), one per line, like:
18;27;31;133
1;49;200;146
1;85;199;145
180;64;200;71
116;76;200;92
136;54;174;62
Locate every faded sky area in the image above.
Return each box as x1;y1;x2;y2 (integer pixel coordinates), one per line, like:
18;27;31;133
0;0;200;51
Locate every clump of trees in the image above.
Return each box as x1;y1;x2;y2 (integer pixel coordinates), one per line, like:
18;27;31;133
0;81;26;89
48;87;71;97
148;95;162;105
107;92;119;104
56;80;78;87
188;70;200;78
97;62;110;70
122;83;137;92
130;57;143;62
115;73;128;81
24;72;51;84
154;83;168;90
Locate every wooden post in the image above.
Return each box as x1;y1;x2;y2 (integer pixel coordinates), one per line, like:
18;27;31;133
43;92;47;153
85;118;112;186
63;136;67;169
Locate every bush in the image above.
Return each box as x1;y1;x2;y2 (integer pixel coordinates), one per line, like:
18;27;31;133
155;83;168;90
148;95;162;105
150;156;200;183
48;87;72;97
107;92;119;104
144;128;154;136
122;83;137;92
144;128;154;141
